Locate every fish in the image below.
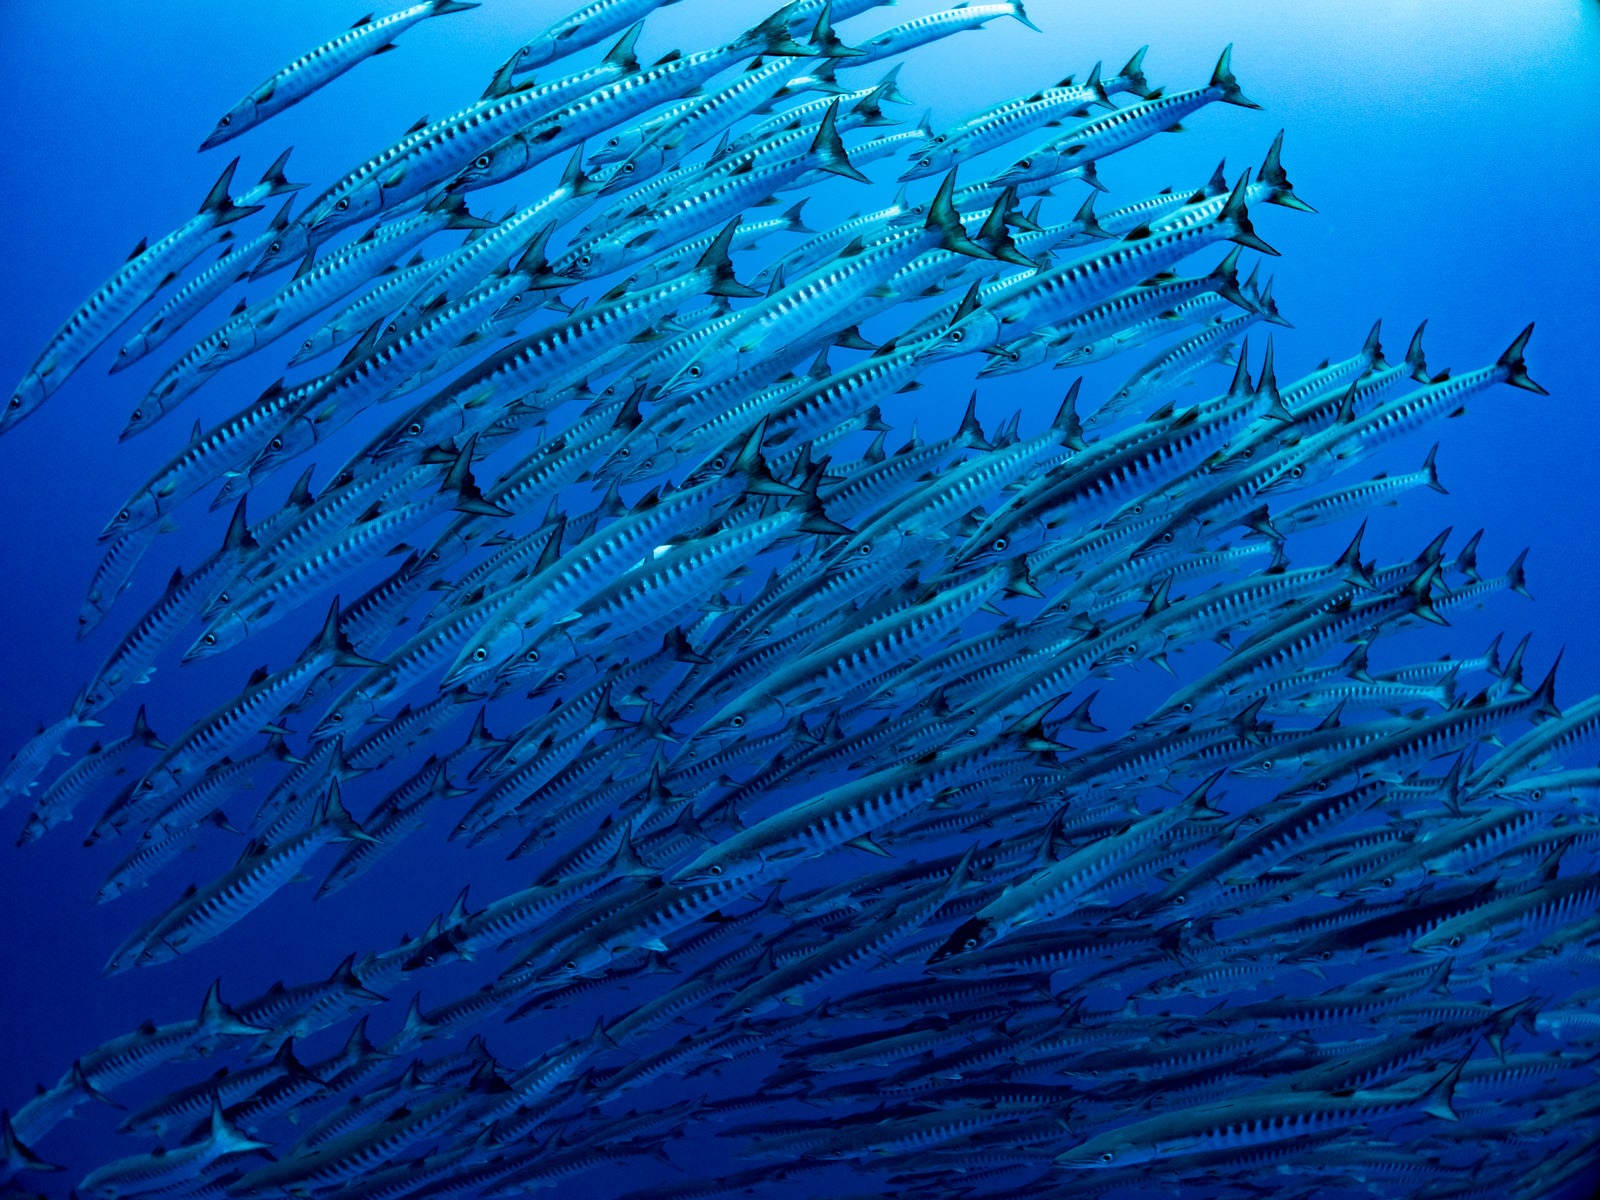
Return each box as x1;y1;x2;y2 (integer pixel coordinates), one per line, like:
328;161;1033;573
3;3;1597;1199
201;2;481;150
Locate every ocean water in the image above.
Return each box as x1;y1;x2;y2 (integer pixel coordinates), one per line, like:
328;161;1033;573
2;1;1599;1197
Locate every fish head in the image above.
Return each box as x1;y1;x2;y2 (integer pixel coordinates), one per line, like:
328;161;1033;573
305;181;383;245
1055;1137;1142;1170
1;369;48;434
118;391;171;441
200;96;258;151
927;916;998;966
506;36;558;74
201;318;255;371
899;148;952;183
442;617;527;690
824;527;906;576
695;695;785;746
977;334;1049;377
311;694;376;742
601;438;677;489
288;328;335;366
494;636;574;691
539;942;615;981
599;148;668;194
184;613;249;664
657;345;739;402
100;490;162;541
1411;927;1487;958
994;151;1064;189
589;128;648;168
249;221;311;281
450;138;532;195
955;513;1046;570
672;853;766;890
527;654;597;698
248;417;319;483
110;330;152;374
924;308;1004;363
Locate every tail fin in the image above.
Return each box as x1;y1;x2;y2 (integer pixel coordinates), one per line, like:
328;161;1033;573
1220;171;1279;256
1210;44;1261;109
925;171;990;259
741;3;817;57
974;186;1033;265
1507;548;1532;600
1497;324;1547;394
443;436;511;517
1421;444;1447;494
310;598;384;670
1118;46;1153;97
955;391;994;451
807;2;862;57
430;192;498;230
200;157;262;226
257;147;304;197
728;419;805;498
1072;192;1114;240
1401;320;1429;381
1;1111;61;1175
1052;380;1087;450
1207;246;1251;311
1008;0;1042;32
429;0;481;14
809;102;870;183
1258;130;1315;212
697;218;762;298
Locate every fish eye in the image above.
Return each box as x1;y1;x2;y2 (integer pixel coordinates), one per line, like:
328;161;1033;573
564;960;577;971
472;649;488;662
116;510;129;523
1448;936;1462;947
1531;788;1544;800
712;457;726;470
269;242;282;254
427;551;440;563
606;137;619;148
131;408;143;421
408;423;423;436
689;365;703;377
330;713;343;723
1315;781;1329;792
709;864;723;875
917;158;931;167
623;163;635;174
858;544;871;556
1161;532;1174;543
949;330;964;342
554;670;567;682
220;115;231;126
1319;949;1334;961
992;537;1007;551
527;650;540;662
269;437;283;450
1261;760;1273;770
1290;466;1303;478
1180;703;1193;712
1099;1153;1115;1164
475;155;491;169
8;396;20;408
336;199;350;211
217;592;230;603
730;715;744;727
1381;877;1394;887
1019;158;1033;170
203;634;216;645
579;254;591;266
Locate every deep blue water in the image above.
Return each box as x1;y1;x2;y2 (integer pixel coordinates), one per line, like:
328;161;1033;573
2;1;1599;1197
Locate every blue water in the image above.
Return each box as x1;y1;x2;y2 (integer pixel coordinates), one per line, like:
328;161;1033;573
2;1;1599;1196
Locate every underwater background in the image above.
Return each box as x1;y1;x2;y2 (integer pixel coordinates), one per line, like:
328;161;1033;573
2;0;1600;1197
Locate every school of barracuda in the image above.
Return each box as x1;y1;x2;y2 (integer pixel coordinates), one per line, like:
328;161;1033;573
3;0;1597;1197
